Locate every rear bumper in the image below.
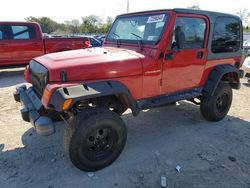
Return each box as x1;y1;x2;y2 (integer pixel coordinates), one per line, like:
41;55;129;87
13;85;55;136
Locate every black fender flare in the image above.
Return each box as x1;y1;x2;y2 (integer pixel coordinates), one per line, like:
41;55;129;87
202;64;241;97
48;80;140;116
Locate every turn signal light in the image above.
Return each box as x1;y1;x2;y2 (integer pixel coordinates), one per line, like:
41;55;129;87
42;88;50;101
62;99;73;110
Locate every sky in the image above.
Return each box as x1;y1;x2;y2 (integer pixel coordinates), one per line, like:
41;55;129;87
1;0;250;23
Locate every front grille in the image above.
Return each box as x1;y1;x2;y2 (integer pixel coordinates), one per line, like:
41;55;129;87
29;60;49;95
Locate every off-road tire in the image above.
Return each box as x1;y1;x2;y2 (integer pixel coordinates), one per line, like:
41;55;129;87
200;82;232;121
63;108;127;171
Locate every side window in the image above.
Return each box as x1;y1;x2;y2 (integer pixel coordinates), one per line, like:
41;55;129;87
0;25;3;40
0;25;2;39
212;17;240;53
171;17;206;50
0;25;11;40
11;25;36;40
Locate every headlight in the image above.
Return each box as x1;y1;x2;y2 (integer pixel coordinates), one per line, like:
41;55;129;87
29;60;49;94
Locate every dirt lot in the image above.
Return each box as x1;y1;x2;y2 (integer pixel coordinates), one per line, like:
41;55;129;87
0;68;250;188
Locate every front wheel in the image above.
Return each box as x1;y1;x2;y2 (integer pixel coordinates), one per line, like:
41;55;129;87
63;108;127;171
200;82;232;121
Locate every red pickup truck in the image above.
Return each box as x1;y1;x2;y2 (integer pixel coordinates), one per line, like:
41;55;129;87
0;21;90;66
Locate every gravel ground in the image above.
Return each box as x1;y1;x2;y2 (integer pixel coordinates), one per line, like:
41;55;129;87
0;68;250;188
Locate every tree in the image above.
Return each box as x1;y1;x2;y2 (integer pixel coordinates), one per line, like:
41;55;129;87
187;5;201;10
244;26;250;32
102;17;114;33
236;9;250;26
25;17;59;33
25;16;39;23
69;19;81;33
81;15;101;33
25;15;114;34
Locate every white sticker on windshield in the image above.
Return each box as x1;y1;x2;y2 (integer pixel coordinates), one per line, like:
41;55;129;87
147;14;165;23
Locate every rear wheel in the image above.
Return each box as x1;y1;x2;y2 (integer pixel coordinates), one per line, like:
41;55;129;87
63;108;127;171
200;82;232;121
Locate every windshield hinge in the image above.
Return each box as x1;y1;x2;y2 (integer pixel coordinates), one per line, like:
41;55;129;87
60;71;67;82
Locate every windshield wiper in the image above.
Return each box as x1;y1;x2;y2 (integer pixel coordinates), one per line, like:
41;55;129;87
113;32;121;47
131;33;143;51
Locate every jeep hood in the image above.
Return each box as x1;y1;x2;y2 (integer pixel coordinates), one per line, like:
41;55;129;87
34;47;143;82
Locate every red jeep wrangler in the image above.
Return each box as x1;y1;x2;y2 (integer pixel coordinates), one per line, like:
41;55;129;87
14;9;244;171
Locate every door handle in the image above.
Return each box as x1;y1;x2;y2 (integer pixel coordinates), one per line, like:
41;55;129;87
165;52;174;60
164;50;179;60
197;51;204;59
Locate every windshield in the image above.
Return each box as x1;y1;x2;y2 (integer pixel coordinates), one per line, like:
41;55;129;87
107;13;168;45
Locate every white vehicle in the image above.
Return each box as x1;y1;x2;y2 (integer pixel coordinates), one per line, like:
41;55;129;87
244;40;250;47
243;53;250;83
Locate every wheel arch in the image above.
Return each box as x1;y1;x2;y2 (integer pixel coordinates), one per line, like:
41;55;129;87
49;80;140;116
202;64;241;97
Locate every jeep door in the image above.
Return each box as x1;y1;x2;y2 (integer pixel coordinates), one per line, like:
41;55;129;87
161;14;209;94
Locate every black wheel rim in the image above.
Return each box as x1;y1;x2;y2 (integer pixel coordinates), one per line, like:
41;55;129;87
215;92;229;113
83;127;116;161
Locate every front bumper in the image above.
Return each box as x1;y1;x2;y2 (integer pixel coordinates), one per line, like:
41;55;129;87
13;86;55;136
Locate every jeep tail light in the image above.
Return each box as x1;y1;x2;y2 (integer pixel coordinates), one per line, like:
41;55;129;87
43;87;50;101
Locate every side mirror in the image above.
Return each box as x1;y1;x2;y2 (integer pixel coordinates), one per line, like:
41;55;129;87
171;41;177;50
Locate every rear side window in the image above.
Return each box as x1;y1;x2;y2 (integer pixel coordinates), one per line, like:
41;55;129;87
212;17;241;53
0;25;11;40
11;25;36;40
172;17;206;50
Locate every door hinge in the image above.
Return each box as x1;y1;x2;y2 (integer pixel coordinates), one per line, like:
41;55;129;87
159;79;163;86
